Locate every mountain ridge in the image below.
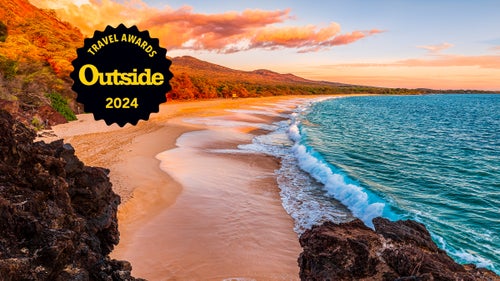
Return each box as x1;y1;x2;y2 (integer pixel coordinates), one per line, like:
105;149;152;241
168;55;362;99
171;55;349;87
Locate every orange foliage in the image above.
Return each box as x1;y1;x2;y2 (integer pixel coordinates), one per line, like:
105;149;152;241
0;0;82;78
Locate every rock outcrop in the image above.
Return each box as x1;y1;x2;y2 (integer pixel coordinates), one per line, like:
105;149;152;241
0;110;141;280
298;218;499;281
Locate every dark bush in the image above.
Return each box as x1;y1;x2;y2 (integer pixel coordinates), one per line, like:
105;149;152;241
0;21;7;42
47;92;77;121
0;56;17;79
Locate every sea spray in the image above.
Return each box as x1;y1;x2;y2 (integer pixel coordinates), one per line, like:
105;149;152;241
287;105;388;228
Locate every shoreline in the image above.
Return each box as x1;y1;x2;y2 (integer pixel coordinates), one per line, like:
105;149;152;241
32;94;500;279
40;96;338;280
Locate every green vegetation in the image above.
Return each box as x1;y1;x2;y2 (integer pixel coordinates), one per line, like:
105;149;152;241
0;55;17;79
47;92;76;121
31;116;44;131
0;55;74;106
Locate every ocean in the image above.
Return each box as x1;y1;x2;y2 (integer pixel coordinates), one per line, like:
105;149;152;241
240;94;499;274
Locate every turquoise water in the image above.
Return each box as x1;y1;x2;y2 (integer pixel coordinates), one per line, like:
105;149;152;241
299;94;499;273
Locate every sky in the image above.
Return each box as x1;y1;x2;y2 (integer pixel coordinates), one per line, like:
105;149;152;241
31;0;500;90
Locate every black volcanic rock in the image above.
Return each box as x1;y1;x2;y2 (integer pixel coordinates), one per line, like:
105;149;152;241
0;110;142;280
298;218;499;281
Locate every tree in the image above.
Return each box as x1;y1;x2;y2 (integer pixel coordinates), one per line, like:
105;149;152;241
233;84;249;98
169;72;195;100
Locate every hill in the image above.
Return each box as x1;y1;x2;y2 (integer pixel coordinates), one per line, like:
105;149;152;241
172;55;346;86
0;0;82;128
169;56;358;99
168;56;441;100
0;0;82;75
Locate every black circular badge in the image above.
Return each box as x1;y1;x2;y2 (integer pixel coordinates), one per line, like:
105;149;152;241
71;24;173;127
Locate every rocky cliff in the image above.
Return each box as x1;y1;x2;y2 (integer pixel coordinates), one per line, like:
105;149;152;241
298;218;499;281
0;110;141;280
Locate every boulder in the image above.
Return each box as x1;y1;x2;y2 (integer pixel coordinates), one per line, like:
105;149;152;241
298;218;499;281
0;110;142;280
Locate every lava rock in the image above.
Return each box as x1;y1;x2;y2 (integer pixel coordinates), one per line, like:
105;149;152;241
298;218;499;281
0;110;143;280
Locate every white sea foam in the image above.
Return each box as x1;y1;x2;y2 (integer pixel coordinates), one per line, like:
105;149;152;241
283;100;385;228
225;109;288;118
236;97;387;233
177;98;384;232
183;117;278;131
236;99;355;233
175;129;252;149
247;96;499;273
434;234;496;271
207;148;258;154
290;142;384;228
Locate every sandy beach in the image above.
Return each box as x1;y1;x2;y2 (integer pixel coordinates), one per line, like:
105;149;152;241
41;96;325;280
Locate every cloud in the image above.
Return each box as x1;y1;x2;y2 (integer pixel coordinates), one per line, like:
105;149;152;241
327;29;383;46
30;0;158;36
251;23;341;49
397;54;500;68
30;0;381;53
326;54;500;69
249;25;383;53
417;42;454;53
137;6;293;52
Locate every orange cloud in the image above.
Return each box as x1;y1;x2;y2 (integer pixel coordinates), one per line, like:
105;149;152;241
327;29;382;45
250;25;383;53
398;54;500;68
417;42;454;53
252;23;341;48
332;54;500;69
29;0;381;53
40;0;160;36
138;6;292;52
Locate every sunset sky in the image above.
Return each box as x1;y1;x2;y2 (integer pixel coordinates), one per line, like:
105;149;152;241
31;0;500;90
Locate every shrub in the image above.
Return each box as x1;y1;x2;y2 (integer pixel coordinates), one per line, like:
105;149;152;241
47;92;77;121
31;116;44;131
0;56;17;79
0;21;7;42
